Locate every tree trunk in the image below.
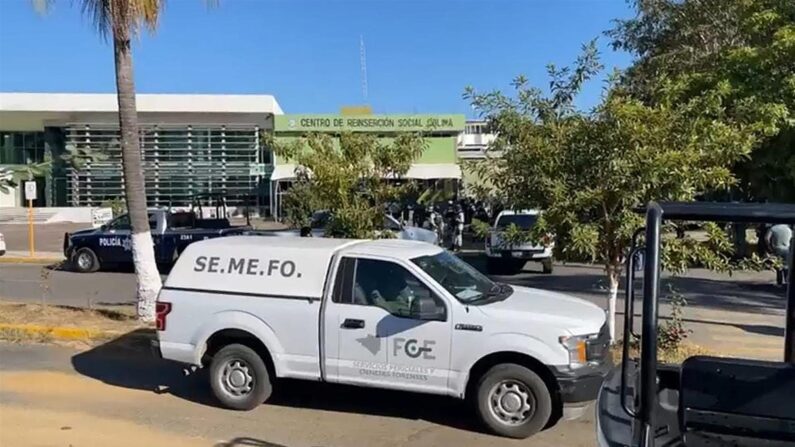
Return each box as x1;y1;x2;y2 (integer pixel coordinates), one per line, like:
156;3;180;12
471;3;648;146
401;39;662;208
606;264;620;343
113;24;162;322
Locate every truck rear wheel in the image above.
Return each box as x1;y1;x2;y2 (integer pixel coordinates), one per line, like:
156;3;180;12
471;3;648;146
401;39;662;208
209;343;272;411
73;248;99;273
475;363;552;438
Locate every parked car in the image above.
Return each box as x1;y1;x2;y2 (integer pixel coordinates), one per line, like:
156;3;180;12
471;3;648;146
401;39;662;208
485;210;553;274
155;236;610;439
0;232;5;256
265;211;438;244
64;208;249;273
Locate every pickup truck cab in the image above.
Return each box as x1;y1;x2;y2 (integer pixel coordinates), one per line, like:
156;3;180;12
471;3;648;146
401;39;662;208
64;208;248;273
156;236;610;438
485;210;554;275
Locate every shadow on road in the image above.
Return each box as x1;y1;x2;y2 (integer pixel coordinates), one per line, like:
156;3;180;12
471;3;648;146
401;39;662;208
71;330;481;433
71;329;216;407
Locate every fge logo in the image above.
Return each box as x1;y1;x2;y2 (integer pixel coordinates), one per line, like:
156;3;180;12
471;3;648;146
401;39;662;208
394;338;435;360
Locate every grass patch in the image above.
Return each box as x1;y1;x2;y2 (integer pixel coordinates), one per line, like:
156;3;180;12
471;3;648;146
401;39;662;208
0;300;147;344
0;327;54;343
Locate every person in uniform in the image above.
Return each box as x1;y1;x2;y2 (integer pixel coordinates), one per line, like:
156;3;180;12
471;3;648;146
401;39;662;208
453;204;465;252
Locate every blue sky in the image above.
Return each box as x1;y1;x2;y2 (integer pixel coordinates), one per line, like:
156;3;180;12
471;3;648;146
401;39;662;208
0;0;634;116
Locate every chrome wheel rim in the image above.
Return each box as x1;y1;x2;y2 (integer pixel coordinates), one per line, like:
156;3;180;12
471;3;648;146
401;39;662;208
77;252;92;270
488;379;535;425
219;359;254;398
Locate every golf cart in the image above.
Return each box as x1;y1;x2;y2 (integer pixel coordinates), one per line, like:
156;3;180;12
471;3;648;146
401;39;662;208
597;201;795;447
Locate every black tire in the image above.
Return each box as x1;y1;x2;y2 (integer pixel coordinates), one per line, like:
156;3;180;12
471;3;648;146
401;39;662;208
509;260;526;275
474;363;553;439
541;258;554;274
72;247;100;273
209;343;272;411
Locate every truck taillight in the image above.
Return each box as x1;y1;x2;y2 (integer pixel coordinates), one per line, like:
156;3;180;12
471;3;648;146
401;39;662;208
155;301;172;331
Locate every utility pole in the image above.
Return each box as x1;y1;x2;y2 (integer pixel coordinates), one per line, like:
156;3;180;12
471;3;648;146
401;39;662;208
360;35;368;102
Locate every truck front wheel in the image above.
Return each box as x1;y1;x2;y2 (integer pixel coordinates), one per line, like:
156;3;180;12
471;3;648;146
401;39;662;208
209;344;272;411
73;248;100;273
475;363;552;438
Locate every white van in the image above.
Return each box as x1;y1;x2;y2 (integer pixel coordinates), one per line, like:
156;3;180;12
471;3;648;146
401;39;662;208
155;236;609;439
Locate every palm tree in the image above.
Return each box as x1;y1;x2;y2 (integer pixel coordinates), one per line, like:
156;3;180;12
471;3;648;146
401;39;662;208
33;0;182;322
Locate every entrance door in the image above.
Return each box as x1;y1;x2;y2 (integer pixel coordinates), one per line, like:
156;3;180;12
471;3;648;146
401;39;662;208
324;256;451;393
95;214;132;262
323;257;389;384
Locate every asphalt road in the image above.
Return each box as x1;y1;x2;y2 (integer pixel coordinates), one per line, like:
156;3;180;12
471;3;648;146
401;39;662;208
0;341;595;447
0;255;787;358
0;255;786;316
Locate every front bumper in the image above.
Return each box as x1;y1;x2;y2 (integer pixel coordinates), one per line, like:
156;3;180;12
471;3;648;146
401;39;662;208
485;248;551;260
552;352;613;404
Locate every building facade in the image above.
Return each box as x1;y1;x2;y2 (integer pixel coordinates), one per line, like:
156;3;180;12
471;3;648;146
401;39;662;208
0;93;282;209
457;120;496;160
1;93;495;213
270;114;466;217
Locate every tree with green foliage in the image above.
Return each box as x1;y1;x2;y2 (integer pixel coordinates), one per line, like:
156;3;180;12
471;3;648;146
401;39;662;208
34;0;216;322
465;42;758;340
609;0;795;201
271;132;426;239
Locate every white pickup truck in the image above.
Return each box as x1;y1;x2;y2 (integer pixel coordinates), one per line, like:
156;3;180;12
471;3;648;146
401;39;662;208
155;236;609;439
486;210;554;275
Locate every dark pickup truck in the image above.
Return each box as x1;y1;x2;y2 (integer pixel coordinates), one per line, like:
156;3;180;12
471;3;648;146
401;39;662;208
64;208;249;272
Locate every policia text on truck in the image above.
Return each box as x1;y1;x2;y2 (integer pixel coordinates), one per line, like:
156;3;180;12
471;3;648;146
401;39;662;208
154;237;610;439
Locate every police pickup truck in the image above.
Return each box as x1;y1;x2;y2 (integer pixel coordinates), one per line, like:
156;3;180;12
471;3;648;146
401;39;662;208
64;208;248;273
155;236;610;438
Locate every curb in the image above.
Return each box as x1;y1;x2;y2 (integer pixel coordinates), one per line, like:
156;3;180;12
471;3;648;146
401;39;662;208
0;323;115;342
0;256;64;265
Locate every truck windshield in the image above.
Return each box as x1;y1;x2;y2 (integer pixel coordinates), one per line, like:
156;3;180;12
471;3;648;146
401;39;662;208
496;214;537;229
412;251;508;303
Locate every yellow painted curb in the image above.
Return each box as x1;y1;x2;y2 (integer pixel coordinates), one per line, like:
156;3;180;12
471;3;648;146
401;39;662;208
0;256;64;265
0;323;107;341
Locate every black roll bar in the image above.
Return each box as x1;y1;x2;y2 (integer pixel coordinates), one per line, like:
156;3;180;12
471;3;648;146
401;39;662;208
636;202;662;446
786;240;795;363
620;228;646;418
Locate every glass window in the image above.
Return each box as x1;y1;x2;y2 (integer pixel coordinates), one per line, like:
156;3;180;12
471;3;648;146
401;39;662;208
352;258;445;319
332;257;356;304
383;215;401;231
412;251;504;303
496;213;538;230
108;215;131;231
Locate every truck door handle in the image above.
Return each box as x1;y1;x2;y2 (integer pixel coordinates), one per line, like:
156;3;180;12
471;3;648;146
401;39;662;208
341;319;365;329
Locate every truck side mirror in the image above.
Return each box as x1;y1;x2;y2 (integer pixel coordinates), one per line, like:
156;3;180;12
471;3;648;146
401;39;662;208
410;294;445;321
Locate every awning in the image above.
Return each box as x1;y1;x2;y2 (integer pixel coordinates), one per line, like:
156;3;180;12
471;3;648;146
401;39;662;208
404;163;461;180
270;164;298;181
269;163;461;181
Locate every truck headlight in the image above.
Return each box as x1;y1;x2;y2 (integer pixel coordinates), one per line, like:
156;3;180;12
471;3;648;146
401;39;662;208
559;333;598;368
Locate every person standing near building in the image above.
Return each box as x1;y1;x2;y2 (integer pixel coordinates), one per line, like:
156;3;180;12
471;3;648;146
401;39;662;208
453;204;465;252
766;224;793;286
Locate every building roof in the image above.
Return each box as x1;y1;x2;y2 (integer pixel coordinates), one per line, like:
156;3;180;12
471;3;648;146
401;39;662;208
0;92;283;130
